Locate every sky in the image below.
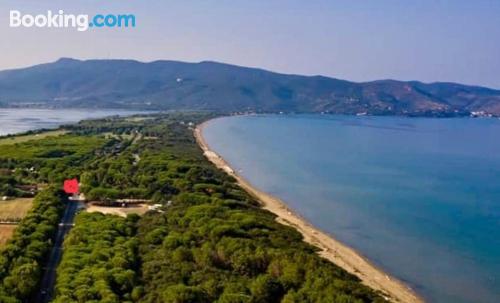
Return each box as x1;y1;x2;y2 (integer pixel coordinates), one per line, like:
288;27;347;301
1;0;500;88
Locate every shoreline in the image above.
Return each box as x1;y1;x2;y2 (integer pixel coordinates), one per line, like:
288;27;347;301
194;119;423;303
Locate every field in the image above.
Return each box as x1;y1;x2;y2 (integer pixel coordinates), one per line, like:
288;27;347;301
0;130;67;146
0;134;106;160
0;198;33;246
0;225;16;246
125;116;154;122
0;198;33;221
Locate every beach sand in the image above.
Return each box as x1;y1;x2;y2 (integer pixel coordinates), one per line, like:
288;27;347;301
195;120;423;303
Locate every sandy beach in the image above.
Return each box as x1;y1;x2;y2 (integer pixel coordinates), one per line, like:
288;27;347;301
195;120;423;303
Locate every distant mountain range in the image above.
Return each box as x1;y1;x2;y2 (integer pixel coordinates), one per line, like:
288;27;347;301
1;58;499;116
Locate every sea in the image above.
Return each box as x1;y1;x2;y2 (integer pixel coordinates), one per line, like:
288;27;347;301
202;114;500;303
0;108;151;136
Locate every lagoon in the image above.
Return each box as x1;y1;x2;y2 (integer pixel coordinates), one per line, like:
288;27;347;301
0;108;149;136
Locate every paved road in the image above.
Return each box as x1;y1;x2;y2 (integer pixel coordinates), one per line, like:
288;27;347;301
33;200;80;303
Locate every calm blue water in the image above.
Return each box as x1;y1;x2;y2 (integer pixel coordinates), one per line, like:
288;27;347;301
0;108;151;136
203;115;500;303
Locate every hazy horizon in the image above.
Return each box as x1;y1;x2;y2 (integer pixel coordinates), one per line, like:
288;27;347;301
1;0;499;88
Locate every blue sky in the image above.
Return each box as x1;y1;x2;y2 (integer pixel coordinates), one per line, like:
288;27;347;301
1;0;500;88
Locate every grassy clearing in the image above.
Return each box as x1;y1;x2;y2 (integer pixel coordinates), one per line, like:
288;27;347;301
0;197;32;246
0;225;16;246
0;198;33;221
125;116;154;122
102;132;135;140
0;134;106;160
0;130;67;146
85;203;149;217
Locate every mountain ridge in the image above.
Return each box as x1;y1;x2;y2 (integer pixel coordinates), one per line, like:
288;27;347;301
1;58;499;116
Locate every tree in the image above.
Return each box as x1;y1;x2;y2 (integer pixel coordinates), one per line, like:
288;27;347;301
3;262;40;299
250;275;284;303
162;284;208;303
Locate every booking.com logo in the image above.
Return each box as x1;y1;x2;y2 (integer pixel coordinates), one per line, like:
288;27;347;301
9;10;136;32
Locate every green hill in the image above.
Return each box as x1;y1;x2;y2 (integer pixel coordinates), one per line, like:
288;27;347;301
1;58;499;116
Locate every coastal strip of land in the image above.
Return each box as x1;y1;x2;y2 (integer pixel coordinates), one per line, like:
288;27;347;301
195;120;423;303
